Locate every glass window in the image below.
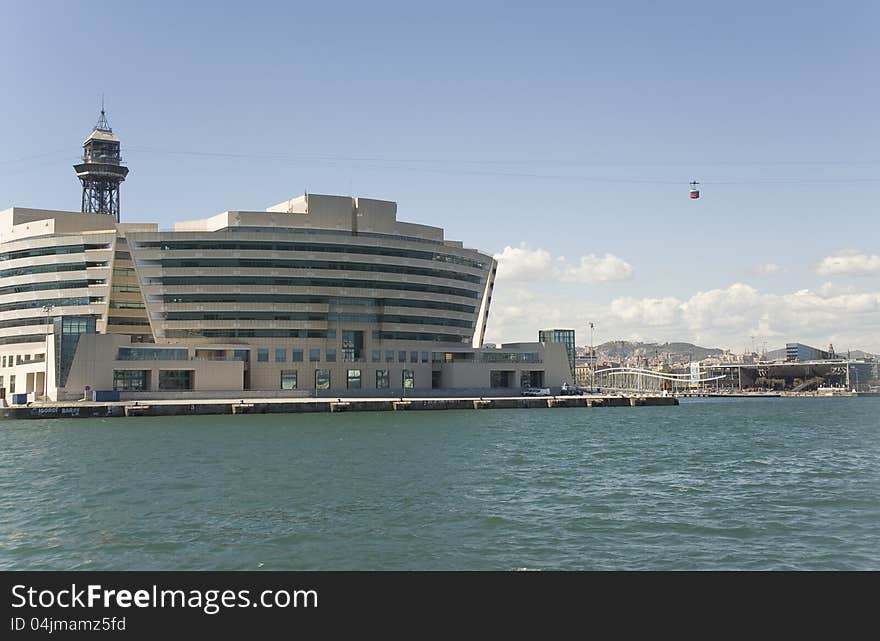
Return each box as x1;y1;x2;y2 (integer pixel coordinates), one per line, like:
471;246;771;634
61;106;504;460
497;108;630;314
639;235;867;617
421;351;429;363
257;349;269;362
410;351;418;363
291;349;303;362
117;347;189;361
113;370;149;391
385;350;394;363
376;369;389;389
275;349;286;362
315;369;330;390
326;348;336;363
281;370;297;390
342;330;364;362
158;370;194;390
403;369;414;389
347;369;362;389
371;349;381;363
398;351;406;363
309;349;320;362
326;329;336;339
9;375;15;393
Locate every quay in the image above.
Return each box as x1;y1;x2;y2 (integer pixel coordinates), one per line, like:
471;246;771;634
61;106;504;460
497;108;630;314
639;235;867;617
1;394;678;420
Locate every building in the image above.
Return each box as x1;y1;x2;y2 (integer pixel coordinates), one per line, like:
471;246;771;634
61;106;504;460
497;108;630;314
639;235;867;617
0;113;570;400
538;328;575;379
785;342;832;362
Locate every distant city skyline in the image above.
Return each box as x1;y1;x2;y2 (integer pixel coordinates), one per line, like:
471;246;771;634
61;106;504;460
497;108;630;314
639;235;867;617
1;1;877;351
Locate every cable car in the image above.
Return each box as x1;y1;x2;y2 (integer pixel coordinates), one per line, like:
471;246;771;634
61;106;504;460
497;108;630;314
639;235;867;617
689;180;700;199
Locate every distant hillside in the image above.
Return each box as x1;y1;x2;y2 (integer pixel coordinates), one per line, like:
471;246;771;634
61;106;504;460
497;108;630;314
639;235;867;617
591;340;723;362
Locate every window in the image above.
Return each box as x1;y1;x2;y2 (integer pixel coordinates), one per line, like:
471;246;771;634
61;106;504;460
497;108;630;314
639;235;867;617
402;369;414;389
342;330;364;362
257;349;269;362
9;375;15;393
117;348;189;361
275;349;286;362
326;348;336;363
315;369;330;390
376;369;389;389
371;349;381;363
398;351;406;363
0;375;4;389
233;350;249;362
113;370;149;391
281;370;297;390
309;349;320;362
158;370;194;390
410;351;418;363
421;351;429;363
347;369;362;389
292;349;303;362
385;350;394;363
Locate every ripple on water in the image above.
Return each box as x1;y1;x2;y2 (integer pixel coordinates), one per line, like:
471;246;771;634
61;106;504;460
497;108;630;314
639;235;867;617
0;399;878;570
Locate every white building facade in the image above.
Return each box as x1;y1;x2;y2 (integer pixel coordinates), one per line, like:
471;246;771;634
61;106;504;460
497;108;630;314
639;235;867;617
0;195;569;401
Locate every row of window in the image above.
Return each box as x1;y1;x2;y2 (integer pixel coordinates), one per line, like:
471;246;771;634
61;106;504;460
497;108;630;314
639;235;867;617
161;328;469;342
112;369;193;391
117;347;189;361
1;353;43;368
132;239;488;270
140;258;483;285
107;317;150;326
160;311;473;329
257;348;431;364
0;243;111;262
0;279;106;297
283;368;415;390
145;276;480;300
0;297;101;313
156;294;476;314
0;262;101;279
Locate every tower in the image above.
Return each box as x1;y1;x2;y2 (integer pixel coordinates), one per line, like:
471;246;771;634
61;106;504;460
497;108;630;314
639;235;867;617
73;106;129;221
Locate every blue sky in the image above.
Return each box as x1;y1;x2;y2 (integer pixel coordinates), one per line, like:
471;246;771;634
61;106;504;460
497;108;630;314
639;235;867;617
2;1;878;351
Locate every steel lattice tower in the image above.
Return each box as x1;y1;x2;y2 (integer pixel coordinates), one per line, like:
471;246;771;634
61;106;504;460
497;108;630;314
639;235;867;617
73;107;129;221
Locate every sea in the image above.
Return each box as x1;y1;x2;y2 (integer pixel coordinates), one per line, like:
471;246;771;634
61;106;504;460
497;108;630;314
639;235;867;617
1;397;878;570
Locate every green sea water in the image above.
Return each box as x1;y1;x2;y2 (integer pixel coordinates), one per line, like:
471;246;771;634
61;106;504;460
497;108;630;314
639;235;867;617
1;398;878;570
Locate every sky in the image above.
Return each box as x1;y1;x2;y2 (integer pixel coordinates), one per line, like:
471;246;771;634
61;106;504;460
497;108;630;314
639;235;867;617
1;1;878;353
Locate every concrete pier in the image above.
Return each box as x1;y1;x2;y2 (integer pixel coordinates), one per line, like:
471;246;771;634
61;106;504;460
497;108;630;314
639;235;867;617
1;394;677;420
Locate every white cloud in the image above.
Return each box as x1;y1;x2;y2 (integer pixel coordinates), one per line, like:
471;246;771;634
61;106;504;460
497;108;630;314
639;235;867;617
817;251;880;277
609;296;681;326
493;244;554;281
493;243;633;283
560;253;634;283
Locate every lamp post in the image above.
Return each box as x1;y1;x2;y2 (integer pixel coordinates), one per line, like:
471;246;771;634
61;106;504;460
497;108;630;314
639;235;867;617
42;305;54;401
589;322;595;391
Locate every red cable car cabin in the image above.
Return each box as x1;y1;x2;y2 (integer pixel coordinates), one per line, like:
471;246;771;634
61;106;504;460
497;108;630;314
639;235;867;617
689;181;700;199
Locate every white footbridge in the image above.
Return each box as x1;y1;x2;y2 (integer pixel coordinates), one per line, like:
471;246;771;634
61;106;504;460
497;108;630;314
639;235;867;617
592;367;726;393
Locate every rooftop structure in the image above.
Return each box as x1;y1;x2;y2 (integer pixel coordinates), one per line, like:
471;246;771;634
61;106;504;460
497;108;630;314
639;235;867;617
73;107;129;221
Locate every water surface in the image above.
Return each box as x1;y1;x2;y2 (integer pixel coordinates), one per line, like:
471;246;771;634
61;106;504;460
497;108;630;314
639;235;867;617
1;398;878;570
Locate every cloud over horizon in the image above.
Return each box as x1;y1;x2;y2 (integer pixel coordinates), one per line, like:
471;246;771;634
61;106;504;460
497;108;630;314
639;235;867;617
486;281;880;353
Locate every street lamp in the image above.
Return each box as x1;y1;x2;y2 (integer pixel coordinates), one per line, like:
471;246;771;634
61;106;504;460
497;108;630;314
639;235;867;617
42;305;54;401
589;322;595;391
